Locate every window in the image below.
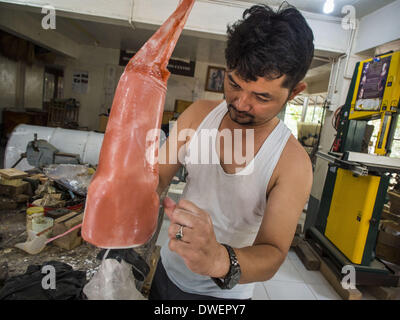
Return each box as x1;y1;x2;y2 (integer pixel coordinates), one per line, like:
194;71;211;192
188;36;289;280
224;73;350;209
283;95;325;139
367;117;400;158
284;103;302;138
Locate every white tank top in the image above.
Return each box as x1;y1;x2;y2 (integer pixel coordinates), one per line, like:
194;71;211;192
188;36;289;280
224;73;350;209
160;100;292;299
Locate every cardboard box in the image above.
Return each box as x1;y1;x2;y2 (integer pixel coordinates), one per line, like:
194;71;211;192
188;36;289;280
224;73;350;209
98;115;109;133
376;222;400;265
388;191;400;216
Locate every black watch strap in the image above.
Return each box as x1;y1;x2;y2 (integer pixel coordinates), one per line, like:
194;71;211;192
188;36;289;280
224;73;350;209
212;244;241;290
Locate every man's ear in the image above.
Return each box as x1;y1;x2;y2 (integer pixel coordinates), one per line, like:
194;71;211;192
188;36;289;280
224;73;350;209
288;82;307;101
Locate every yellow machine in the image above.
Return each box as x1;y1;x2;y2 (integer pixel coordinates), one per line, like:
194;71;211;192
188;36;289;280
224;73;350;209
324;168;381;264
349;51;400;155
306;51;400;286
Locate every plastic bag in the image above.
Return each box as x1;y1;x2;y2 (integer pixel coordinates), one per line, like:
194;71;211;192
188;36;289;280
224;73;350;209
83;250;146;300
43;164;94;196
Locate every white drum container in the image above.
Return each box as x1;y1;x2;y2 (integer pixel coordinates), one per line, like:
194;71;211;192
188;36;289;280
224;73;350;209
5;124;166;170
5;125;105;171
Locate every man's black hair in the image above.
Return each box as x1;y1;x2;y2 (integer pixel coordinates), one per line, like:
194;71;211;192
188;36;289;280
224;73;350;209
225;2;315;91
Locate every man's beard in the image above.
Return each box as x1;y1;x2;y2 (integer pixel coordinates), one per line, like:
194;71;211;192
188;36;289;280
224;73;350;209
227;103;255;125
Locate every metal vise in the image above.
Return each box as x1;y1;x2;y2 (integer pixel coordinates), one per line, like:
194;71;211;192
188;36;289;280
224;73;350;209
12;134;80;168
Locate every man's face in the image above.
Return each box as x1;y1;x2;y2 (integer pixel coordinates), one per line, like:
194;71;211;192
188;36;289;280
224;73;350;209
223;70;303;127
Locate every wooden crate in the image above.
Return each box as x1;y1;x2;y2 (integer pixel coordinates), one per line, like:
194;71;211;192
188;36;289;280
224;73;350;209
0;168;28;180
0;181;30;197
376;223;400;266
381;209;400;224
0;197;18;210
52;212;83;250
388;191;400;216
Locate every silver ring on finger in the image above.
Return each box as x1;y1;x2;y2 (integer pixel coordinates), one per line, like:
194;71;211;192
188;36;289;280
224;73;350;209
175;225;184;241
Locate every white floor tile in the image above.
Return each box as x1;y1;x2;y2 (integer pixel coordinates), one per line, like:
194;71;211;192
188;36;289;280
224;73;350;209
290;258;331;286
263;280;317;300
270;258;304;283
252;282;270;300
307;283;342;300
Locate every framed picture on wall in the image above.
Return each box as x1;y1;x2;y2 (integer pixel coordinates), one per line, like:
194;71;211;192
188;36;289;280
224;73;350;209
205;66;226;93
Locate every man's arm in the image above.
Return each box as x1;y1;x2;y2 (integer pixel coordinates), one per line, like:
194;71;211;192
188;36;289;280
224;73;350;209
235;147;313;283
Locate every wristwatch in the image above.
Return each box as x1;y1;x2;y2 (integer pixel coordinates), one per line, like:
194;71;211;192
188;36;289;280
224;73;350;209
212;244;241;290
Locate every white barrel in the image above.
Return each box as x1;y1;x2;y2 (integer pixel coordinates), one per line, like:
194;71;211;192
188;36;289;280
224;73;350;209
5;124;167;171
5;124;104;171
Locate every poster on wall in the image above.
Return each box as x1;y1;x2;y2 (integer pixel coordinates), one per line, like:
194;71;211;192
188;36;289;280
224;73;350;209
119;50;195;77
72;71;89;94
355;56;391;111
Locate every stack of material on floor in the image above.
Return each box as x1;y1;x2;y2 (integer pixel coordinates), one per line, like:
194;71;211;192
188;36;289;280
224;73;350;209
32;180;66;208
376;218;400;266
377;194;400;266
0;169;31;210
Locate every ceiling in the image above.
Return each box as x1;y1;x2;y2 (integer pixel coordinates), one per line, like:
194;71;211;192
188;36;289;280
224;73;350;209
0;4;335;91
10;0;397;92
232;0;396;18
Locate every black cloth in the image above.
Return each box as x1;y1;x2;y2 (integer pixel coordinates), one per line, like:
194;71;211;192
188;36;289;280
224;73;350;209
149;259;246;300
0;261;87;300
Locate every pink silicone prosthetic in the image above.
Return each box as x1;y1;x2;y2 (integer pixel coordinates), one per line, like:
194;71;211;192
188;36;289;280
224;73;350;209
82;0;195;248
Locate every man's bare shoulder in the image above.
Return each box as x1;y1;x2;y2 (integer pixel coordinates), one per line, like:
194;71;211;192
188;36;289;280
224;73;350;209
276;135;313;186
180;99;223;129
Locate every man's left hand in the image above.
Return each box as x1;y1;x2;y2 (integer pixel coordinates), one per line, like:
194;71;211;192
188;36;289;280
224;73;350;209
163;197;229;278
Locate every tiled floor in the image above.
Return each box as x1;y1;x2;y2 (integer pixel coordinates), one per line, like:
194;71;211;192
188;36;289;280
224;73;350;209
252;250;342;300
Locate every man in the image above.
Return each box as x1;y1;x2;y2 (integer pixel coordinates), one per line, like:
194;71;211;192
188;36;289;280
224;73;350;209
149;3;314;300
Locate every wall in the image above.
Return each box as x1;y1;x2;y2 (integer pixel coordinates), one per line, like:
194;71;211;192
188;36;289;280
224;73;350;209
0;42;225;132
306;77;330;95
24;63;44;109
58;47;225;129
55;44;120;130
0;55;18;122
375;39;400;56
355;0;400;53
0;54;45;124
164;60;225;112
